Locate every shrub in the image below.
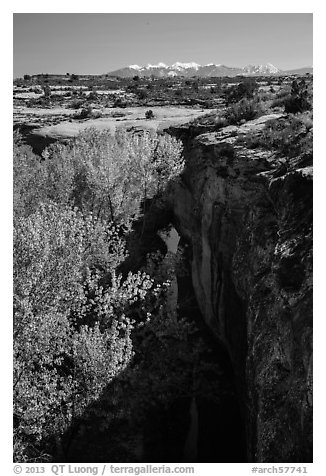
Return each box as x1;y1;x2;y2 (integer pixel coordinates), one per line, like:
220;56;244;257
272;80;312;114
113;97;128;108
214;116;228;130
91;110;102;119
224;78;258;104
225;98;264;125
271;94;292;109
73;107;93;119
136;89;148;100
87;91;98;101
235;112;313;158
174;89;184;98
283;80;312;114
67;99;84;109
43;84;51;98
145;109;154;119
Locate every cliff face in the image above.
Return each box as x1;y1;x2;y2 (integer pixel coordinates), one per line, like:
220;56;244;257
169;115;313;462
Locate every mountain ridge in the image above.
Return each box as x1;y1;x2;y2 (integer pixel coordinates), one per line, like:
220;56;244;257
106;62;312;78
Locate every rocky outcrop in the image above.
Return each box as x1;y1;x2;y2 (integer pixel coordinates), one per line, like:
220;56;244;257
169;114;312;462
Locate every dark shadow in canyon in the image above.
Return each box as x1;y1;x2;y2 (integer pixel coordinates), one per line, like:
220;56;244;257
51;219;247;463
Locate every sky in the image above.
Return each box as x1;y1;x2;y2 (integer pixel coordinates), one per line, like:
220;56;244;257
13;13;312;77
13;13;312;78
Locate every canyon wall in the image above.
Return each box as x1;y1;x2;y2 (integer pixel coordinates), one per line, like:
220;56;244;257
168;115;313;462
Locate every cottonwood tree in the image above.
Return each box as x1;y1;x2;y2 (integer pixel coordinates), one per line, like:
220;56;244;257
36;128;184;228
13;203;158;461
13;127;186;462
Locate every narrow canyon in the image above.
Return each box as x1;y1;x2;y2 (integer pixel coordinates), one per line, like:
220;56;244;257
165;114;312;462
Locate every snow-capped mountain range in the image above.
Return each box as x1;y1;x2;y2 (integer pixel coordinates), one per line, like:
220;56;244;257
106;62;309;78
242;63;280;75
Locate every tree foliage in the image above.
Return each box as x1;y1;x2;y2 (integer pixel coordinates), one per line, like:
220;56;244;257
223;78;258;105
13;201;140;459
225;98;264;125
14;128;183;228
283;79;312;114
13;127;197;462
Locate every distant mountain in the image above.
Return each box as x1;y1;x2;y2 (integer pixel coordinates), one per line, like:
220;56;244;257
106;62;297;78
242;63;281;75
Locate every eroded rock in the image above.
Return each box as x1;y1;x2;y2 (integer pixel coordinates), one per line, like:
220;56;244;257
168;115;312;462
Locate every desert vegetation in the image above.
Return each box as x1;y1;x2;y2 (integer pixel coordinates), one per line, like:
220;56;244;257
235;111;313;158
13;72;312;153
13;72;309;113
186;76;312;132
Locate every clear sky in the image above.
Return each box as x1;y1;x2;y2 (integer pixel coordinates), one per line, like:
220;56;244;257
13;13;312;77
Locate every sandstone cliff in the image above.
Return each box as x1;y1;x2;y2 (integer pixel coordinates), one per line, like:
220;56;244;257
168;114;313;462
